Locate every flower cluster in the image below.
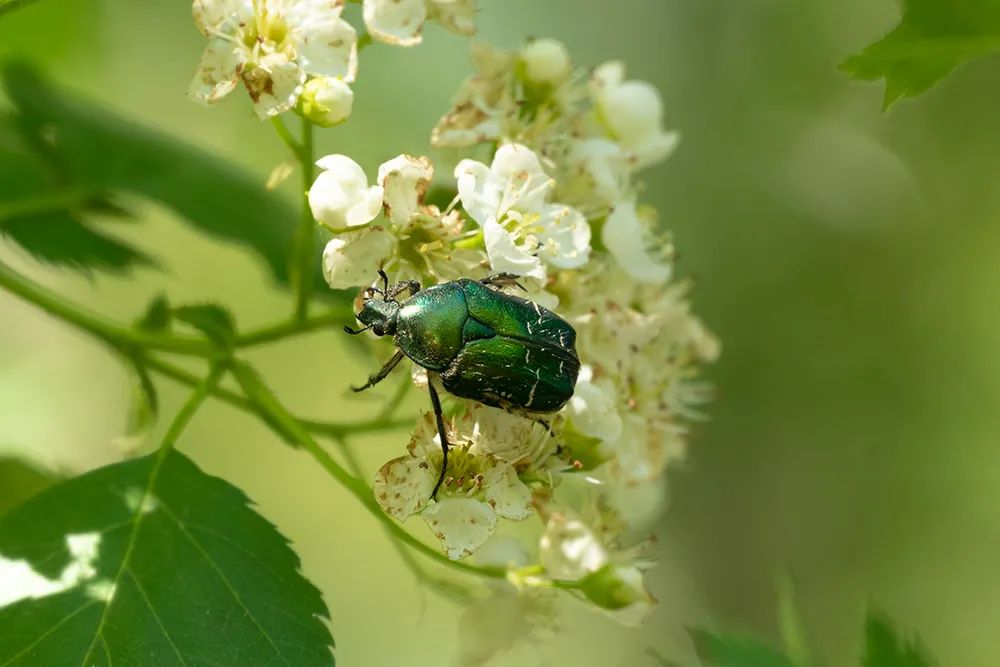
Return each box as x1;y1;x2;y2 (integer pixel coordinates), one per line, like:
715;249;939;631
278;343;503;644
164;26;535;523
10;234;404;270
188;0;476;124
306;38;718;624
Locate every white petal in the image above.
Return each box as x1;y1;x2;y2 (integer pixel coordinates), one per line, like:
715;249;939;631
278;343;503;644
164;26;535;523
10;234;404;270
377;154;434;225
483;218;545;280
426;0;475;36
187;38;243;104
374;454;435;521
192;0;251;35
538;514;608;580
602;202;671;284
243;54;305;119
482;464;532;521
568;367;622;443
423;497;498;560
321;228;394;289
454;158;500;227
520;38;571;85
569;138;629;204
293;15;358;82
300;76;354;126
490;144;552;215
309;155;384;229
631;130;680;170
535;203;591;269
363;0;427;46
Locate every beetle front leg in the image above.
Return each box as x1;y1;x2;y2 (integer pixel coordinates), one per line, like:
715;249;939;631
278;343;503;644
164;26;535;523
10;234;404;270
427;378;449;500
387;279;421;300
351;349;405;392
480;272;527;292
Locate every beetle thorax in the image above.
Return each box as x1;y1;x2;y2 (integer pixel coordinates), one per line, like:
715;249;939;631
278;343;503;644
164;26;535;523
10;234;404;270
357;299;400;336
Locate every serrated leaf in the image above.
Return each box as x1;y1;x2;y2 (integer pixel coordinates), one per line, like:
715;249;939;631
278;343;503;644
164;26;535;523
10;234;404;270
0;120;153;273
841;0;1000;109
0;448;334;665
172;303;236;345
135;294;171;332
691;628;797;667
2;63;322;289
863;610;935;667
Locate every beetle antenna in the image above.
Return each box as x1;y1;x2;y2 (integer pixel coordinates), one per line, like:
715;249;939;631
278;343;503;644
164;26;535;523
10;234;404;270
378;269;390;297
343;324;372;335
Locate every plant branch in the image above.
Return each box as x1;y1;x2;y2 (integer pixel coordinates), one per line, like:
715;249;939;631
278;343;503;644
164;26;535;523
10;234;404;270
290;118;316;322
234;307;351;347
0;258;217;357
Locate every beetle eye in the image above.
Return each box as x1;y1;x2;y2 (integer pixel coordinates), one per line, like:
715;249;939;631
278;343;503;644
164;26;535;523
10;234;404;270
362;287;377;299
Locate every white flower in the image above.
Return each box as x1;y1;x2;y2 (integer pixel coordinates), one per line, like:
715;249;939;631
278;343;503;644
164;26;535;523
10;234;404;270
189;0;358;119
520;38;571;86
299;76;354;126
455;144;591;279
309;155;384;230
568;366;622;444
565;138;630;206
363;0;475;46
602;201;671;284
591;61;679;169
322;226;393;289
374;414;533;559
538;512;609;580
431;42;516;148
377;154;434;225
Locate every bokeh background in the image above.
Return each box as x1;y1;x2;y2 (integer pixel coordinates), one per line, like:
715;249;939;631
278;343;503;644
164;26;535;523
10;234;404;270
3;0;1000;665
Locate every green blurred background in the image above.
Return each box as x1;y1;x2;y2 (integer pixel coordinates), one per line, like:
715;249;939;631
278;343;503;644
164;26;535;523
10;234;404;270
3;0;1000;664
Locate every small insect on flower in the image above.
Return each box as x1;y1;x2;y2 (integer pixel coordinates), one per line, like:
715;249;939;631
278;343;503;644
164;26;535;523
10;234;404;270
346;270;581;498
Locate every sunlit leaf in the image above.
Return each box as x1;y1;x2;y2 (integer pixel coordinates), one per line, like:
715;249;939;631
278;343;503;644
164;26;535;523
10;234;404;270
172;303;236;345
0;448;334;665
863;610;935;667
1;63;321;288
691;628;796;667
841;0;1000;109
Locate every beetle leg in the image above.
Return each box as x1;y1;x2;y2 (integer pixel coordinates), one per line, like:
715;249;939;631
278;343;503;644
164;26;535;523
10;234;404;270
427;379;449;500
387;280;421;300
378;269;390;295
351;349;405;392
481;272;527;292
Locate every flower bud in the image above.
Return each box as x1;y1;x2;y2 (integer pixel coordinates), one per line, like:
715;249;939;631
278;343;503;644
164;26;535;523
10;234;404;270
299;77;354;127
520;38;571;85
579;564;655;622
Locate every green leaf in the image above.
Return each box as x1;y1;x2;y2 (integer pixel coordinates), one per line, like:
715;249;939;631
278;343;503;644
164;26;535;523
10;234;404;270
863;610;935;667
121;355;159;439
172;303;236;345
0;458;59;515
0;448;334;665
135;294;171;332
0;119;153;273
691;628;797;667
0;0;41;17
841;0;1000;109
1;63;321;288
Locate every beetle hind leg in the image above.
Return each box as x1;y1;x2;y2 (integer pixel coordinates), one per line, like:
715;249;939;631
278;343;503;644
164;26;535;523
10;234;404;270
427;379;450;500
351;349;405;392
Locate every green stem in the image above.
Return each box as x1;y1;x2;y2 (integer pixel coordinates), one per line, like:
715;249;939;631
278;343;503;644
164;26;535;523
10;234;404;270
290;118;316;322
0;259;217;357
230;367;508;580
270;116;306;163
143;354;414;438
234;307;350;347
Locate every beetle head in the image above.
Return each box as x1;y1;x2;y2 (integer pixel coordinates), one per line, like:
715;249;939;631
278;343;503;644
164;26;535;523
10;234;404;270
356;296;399;336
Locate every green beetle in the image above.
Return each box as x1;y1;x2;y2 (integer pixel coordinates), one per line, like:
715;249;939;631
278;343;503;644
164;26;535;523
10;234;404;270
346;270;581;498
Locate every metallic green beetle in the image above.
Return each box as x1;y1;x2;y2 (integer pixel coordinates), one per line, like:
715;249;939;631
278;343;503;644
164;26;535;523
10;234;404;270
346;270;581;498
